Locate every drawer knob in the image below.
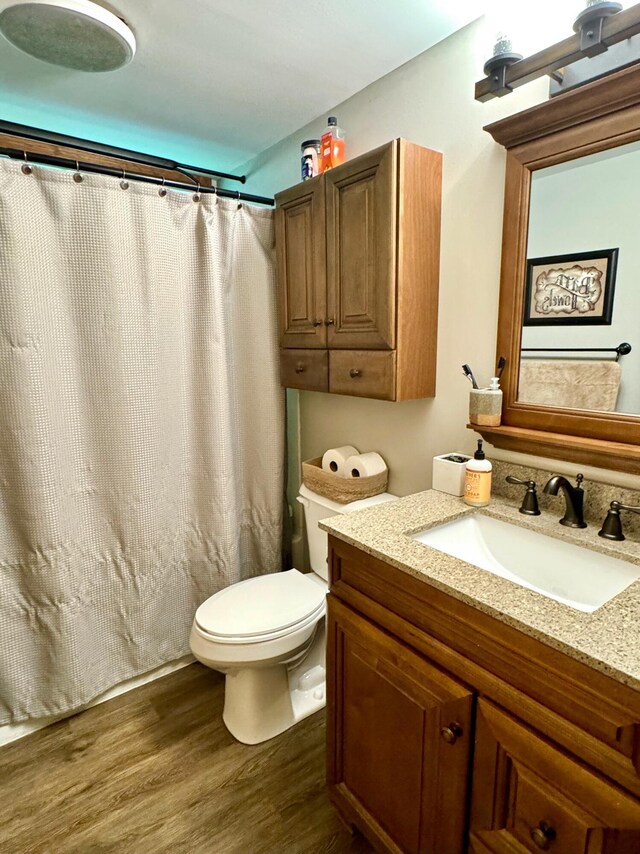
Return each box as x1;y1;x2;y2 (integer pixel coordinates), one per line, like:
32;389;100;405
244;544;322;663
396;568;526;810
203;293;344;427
312;319;323;327
295;363;306;374
349;369;361;379
324;318;335;326
530;821;556;850
440;722;463;745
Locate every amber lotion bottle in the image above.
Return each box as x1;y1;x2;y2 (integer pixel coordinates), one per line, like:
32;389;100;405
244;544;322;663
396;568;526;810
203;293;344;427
464;440;492;507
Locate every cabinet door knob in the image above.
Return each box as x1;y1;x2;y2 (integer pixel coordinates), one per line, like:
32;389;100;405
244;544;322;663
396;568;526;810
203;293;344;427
440;722;463;744
324;318;335;326
295;363;306;374
349;369;361;378
530;821;556;850
312;319;323;327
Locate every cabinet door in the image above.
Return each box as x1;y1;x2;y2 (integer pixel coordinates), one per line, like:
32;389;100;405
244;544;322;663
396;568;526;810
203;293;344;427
275;176;327;348
327;596;473;854
470;699;640;854
325;142;396;350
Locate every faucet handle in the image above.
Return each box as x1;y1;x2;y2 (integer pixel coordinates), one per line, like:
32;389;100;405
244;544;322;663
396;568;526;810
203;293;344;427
599;500;640;542
506;476;541;516
576;473;584;489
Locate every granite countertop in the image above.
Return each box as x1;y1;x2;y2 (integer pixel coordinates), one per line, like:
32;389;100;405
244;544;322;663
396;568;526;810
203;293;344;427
320;490;640;691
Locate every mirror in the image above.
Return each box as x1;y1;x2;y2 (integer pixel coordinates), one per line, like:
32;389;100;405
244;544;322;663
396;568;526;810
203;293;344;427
518;141;640;416
482;64;640;474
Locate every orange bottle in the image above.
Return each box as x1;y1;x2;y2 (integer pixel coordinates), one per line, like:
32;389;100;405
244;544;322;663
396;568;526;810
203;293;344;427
320;116;346;172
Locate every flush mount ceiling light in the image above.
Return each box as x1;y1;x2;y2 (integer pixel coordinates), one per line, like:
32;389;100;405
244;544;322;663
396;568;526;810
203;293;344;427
0;0;136;71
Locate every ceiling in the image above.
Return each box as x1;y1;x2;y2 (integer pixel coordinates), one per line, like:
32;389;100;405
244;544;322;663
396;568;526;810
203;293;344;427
0;0;482;172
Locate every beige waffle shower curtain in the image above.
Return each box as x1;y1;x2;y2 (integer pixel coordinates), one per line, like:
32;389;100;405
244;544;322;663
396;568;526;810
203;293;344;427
0;159;284;723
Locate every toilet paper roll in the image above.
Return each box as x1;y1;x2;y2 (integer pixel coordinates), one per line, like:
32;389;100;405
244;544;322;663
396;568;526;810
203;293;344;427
346;452;388;479
321;445;359;477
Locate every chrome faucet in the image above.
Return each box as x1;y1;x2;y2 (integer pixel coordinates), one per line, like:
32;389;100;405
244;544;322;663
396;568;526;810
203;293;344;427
543;473;587;528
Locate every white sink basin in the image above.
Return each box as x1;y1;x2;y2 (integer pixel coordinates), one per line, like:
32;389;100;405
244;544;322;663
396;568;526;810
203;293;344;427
412;514;640;612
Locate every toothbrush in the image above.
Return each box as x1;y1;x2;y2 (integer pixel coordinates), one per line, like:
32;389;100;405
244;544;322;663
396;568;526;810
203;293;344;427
462;364;479;389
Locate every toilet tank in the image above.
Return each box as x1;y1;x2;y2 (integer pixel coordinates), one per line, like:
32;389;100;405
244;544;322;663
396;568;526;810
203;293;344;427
297;484;397;581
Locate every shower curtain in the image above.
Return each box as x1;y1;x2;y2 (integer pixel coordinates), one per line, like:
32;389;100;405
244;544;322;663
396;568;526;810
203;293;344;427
0;159;284;723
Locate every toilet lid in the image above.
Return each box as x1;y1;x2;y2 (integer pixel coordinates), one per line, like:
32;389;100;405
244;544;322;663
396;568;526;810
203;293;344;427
194;569;326;639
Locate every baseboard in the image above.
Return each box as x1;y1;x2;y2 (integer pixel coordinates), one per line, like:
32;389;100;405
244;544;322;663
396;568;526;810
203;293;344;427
0;655;195;748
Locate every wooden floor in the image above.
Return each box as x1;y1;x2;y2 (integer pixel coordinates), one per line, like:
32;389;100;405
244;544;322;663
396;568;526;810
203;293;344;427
0;663;371;854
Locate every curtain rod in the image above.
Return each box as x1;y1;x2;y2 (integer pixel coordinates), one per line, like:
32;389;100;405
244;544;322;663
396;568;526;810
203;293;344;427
0;147;275;207
0;120;247;185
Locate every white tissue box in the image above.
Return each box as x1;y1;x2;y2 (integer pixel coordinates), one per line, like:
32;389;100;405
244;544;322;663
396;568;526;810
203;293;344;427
432;453;471;497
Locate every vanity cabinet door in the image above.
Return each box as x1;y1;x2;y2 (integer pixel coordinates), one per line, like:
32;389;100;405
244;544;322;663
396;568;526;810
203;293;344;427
470;699;640;854
327;596;473;854
275;175;327;349
324;142;396;350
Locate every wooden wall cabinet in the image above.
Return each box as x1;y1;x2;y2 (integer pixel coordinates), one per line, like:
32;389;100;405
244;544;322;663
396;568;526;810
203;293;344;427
327;537;640;854
275;139;442;401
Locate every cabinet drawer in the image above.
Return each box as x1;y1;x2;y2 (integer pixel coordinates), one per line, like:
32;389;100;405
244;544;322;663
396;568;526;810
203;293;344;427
279;349;328;391
329;350;396;400
470;699;640;854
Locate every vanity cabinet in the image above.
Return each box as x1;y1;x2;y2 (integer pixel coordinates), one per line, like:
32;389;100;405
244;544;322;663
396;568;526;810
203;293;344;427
275;139;442;401
327;537;640;854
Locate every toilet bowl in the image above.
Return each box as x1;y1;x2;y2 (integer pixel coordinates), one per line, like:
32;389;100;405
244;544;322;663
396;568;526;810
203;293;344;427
189;484;397;744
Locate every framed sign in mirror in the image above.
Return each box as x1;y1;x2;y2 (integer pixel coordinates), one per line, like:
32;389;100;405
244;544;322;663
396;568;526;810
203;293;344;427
480;64;640;475
523;248;619;327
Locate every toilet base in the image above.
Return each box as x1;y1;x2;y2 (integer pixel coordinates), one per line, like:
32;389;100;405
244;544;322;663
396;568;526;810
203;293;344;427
222;622;326;745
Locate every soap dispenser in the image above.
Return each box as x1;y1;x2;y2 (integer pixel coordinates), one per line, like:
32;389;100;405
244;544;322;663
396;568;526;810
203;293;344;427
464;440;492;507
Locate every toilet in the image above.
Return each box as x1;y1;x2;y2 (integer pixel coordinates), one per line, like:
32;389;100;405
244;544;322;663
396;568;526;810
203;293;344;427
189;484;397;744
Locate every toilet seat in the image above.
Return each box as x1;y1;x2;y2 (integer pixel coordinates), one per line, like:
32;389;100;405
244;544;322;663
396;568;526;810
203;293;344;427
195;569;326;644
195;604;325;645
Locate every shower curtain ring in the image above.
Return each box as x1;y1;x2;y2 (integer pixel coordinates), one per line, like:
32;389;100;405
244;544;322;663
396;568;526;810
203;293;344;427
158;177;167;197
236;190;242;210
193;182;201;203
73;161;83;183
120;169;129;190
21;151;32;175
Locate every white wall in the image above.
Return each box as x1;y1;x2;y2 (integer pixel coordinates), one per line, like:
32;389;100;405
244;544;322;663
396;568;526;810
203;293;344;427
524;145;640;414
237;18;640;547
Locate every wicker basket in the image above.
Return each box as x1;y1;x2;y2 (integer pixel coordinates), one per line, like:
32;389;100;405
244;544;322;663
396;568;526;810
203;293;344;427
301;457;388;504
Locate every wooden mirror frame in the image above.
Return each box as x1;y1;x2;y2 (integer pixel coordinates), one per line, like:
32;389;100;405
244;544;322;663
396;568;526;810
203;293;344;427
475;64;640;475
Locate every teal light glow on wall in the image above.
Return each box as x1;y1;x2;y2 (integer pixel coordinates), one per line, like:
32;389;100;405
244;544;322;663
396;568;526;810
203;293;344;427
0;93;241;171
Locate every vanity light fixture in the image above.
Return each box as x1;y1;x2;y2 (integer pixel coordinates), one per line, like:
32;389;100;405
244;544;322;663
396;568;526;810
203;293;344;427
476;0;640;101
481;32;523;97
